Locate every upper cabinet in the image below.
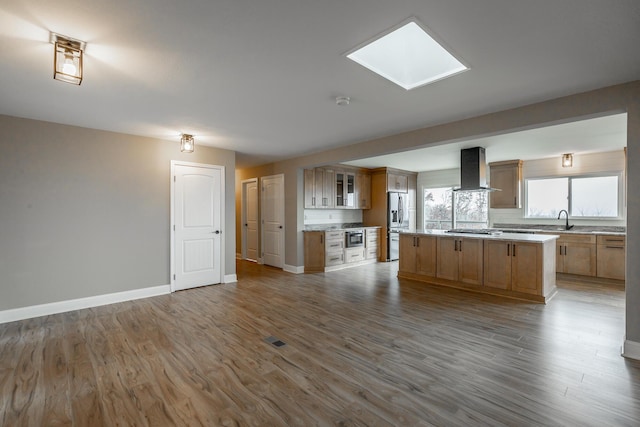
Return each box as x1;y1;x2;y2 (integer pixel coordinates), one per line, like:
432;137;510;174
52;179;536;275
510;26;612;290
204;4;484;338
304;166;370;209
489;160;523;209
387;172;409;193
304;167;335;208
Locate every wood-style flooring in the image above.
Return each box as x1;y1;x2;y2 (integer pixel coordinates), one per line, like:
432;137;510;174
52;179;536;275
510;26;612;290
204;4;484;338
1;260;639;426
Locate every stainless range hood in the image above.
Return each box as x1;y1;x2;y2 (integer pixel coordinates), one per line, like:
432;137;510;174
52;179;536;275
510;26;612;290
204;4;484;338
454;147;500;192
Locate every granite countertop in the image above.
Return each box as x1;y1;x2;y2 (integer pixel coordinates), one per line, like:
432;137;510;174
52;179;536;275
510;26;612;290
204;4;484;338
492;223;626;236
303;223;382;232
404;229;558;243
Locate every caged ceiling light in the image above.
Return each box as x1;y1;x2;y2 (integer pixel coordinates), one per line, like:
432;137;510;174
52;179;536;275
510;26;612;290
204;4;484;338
50;32;86;85
562;153;573;168
180;134;195;153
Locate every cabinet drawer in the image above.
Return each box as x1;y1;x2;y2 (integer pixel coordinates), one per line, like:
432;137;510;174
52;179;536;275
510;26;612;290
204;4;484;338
366;247;378;259
557;234;596;244
597;235;625;247
325;231;344;240
325;252;345;266
345;248;365;263
325;239;344;251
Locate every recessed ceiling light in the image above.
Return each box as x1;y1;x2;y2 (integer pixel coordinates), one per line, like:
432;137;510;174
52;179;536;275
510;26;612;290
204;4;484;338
346;19;468;90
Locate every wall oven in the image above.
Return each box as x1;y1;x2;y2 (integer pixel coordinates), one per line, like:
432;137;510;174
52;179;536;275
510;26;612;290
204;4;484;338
345;229;364;248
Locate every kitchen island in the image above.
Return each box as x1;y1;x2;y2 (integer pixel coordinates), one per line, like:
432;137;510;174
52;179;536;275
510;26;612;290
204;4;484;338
398;230;558;303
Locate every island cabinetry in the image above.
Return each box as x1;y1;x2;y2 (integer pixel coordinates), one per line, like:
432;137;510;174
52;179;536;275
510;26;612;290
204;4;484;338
597;235;625;280
556;234;596;276
399;234;437;277
489;160;522;208
484;240;543;295
436;236;483;286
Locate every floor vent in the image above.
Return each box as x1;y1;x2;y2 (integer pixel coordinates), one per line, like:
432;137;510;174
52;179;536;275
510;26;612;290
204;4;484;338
265;336;286;347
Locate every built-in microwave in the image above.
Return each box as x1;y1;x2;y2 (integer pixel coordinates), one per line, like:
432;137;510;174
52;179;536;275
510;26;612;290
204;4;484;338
345;229;364;248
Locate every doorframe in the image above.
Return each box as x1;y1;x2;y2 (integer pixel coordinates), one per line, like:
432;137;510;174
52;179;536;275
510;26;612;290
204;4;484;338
241;177;259;262
170;160;226;292
260;173;285;268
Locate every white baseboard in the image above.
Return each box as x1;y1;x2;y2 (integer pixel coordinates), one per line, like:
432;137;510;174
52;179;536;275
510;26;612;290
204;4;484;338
0;284;171;324
284;264;304;274
224;274;238;283
622;339;640;360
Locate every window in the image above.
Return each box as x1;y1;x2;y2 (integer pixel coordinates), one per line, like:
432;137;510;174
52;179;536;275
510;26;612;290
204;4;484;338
424;187;488;229
526;174;621;218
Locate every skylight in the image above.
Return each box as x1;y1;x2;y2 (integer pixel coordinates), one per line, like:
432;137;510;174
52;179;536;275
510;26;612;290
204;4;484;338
346;20;468;90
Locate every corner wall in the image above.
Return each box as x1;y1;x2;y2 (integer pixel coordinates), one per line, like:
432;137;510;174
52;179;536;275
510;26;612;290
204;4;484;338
0;115;236;312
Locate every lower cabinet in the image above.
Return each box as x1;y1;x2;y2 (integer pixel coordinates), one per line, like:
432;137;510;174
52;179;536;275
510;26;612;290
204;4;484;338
436;236;483;286
303;232;325;273
484;240;541;295
365;228;379;259
399;234;437;277
597;235;625;280
556;234;596;276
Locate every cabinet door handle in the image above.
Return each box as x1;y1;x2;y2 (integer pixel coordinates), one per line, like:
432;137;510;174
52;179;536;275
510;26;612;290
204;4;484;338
507;243;510;257
458;240;462;252
605;246;624;249
454;240;458;251
312;196;316;206
512;244;516;257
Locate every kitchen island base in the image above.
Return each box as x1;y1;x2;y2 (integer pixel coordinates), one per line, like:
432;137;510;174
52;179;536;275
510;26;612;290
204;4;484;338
398;232;557;304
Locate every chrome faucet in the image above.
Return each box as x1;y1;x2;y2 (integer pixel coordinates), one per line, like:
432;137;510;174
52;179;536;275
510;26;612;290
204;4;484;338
557;209;574;230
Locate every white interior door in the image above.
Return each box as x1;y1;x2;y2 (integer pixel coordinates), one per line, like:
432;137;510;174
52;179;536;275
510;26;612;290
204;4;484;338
172;164;223;291
261;174;284;268
242;179;259;262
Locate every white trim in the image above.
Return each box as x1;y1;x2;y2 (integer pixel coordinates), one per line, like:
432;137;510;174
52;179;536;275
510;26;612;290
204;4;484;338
0;285;170;324
622;339;640;360
284;264;304;274
170;160;226;292
224;274;238;283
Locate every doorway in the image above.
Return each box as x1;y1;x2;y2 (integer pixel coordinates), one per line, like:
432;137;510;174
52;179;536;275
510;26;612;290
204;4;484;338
171;161;225;291
241;178;259;262
261;174;285;268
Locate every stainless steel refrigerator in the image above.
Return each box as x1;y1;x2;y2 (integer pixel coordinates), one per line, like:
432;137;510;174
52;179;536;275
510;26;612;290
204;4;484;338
387;192;409;261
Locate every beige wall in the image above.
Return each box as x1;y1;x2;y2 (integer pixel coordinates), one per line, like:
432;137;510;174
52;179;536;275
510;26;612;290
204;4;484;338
0;115;236;311
235;81;640;347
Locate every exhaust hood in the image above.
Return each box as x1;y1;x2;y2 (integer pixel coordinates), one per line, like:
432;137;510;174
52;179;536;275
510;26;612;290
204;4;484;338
454;147;500;192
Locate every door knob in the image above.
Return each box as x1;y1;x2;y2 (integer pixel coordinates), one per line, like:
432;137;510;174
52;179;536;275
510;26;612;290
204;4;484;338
213;230;221;234
279;225;283;229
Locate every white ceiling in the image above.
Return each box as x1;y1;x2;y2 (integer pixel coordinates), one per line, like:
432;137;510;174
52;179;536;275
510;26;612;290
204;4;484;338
343;113;628;172
1;1;639;168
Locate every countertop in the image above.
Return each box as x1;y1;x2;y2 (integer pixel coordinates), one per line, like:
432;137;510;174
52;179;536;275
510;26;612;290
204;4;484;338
402;230;558;243
492;223;625;236
303;224;382;232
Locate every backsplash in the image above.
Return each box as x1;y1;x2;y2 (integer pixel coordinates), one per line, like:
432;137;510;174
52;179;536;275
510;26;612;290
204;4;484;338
304;209;362;226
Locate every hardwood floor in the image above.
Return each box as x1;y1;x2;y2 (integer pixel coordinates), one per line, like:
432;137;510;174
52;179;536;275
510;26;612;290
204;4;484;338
1;260;639;426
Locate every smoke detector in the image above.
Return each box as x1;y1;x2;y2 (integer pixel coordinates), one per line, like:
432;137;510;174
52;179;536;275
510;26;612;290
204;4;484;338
335;96;350;106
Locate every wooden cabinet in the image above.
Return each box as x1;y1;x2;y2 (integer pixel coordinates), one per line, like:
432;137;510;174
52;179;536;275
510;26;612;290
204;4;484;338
436;236;483;286
303;232;325;273
335;170;356;208
365;228;379;259
399;234;437;277
303;167;335;208
356;173;371;209
387;172;408;193
489;160;522;209
556;234;596;276
484;240;541;295
597;235;625;280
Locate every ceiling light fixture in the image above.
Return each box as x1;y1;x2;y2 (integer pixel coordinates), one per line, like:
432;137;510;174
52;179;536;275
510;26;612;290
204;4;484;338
562;153;573;168
346;18;468;90
335;96;350;106
181;134;195;153
50;33;85;85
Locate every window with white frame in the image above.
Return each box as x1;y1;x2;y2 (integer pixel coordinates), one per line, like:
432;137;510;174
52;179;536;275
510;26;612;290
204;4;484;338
424;187;488;229
525;173;621;218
